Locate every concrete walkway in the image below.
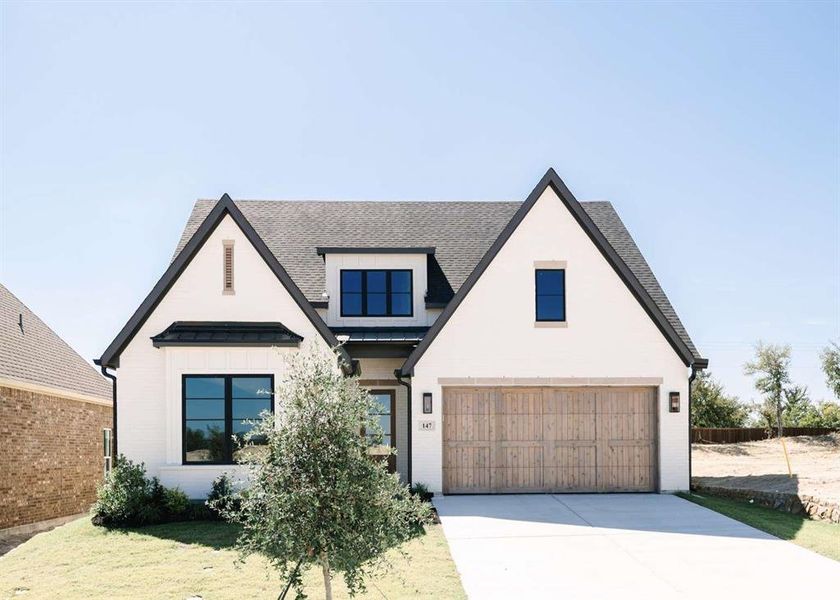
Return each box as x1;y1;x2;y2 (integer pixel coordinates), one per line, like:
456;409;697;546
434;494;840;599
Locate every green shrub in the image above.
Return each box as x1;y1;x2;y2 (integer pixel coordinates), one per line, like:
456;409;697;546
92;456;195;527
206;474;240;519
92;457;157;527
410;482;434;502
164;487;191;516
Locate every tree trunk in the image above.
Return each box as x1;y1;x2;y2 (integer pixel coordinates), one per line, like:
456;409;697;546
321;551;333;600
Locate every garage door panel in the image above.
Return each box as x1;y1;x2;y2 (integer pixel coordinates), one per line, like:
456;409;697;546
444;387;494;443
499;388;542;442
497;445;544;491
443;445;492;493
546;444;597;491
599;444;656;491
544;388;596;442
442;386;657;494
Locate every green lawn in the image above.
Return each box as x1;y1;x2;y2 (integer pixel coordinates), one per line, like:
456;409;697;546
0;518;465;600
678;492;840;562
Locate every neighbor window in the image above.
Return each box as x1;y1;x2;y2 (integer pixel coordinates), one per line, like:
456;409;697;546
103;428;112;476
340;270;412;317
182;374;273;464
535;269;566;321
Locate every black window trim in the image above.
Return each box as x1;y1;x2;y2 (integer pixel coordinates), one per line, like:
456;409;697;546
340;269;414;318
535;268;566;323
182;373;275;465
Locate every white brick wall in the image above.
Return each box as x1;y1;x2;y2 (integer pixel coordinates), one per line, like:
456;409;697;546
117;215;330;498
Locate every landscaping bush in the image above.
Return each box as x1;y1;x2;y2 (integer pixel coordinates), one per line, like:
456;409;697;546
92;457;158;527
206;474;240;519
410;482;434;503
92;456;196;527
164;487;191;516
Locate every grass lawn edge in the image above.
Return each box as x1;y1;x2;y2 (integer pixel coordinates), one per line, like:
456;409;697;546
677;491;840;562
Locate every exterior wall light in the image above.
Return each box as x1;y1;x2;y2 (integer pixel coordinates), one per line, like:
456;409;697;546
669;392;680;413
423;392;433;414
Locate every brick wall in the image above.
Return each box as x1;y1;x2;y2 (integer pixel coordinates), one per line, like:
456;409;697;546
0;385;112;530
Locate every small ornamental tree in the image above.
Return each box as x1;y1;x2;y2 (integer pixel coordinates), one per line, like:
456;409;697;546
218;344;431;599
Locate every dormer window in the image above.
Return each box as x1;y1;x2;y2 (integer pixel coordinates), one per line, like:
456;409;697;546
341;269;412;317
222;240;234;294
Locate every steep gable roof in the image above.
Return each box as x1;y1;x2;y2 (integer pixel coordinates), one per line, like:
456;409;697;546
98;196;349;370
401;169;707;373
173;176;703;367
1;283;111;400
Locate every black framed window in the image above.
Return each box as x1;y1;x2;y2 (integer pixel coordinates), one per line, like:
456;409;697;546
340;270;413;317
183;374;274;464
535;269;566;321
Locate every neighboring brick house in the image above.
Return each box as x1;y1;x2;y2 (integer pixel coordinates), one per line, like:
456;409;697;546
0;283;112;533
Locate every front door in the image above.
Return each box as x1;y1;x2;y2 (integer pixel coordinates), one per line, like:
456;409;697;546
368;390;396;473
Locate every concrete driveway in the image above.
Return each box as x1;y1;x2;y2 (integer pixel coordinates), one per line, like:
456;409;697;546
434;494;840;599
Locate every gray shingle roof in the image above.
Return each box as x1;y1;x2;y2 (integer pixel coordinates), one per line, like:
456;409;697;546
174;199;700;360
0;283;111;400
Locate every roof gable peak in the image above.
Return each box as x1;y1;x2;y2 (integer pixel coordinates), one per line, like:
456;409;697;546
400;168;706;374
99;193;350;371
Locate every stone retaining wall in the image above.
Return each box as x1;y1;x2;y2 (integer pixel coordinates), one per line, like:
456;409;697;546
691;483;840;524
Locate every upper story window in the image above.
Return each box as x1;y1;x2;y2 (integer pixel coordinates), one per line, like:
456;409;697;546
183;374;273;464
222;240;235;294
535;269;566;322
340;269;413;317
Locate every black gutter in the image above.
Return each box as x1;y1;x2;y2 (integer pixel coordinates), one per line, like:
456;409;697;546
687;359;708;488
394;369;412;487
97;362;117;458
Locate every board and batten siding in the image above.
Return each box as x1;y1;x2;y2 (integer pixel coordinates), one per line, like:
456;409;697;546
117;214;331;498
409;184;690;493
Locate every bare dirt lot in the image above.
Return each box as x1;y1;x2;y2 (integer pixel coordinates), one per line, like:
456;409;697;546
692;434;840;503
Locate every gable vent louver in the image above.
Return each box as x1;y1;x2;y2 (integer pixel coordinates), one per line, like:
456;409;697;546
223;241;234;293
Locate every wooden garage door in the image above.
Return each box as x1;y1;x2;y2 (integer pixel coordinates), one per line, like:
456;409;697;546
442;387;657;493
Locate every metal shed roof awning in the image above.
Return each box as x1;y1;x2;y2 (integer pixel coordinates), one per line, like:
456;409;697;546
151;321;303;347
330;327;430;344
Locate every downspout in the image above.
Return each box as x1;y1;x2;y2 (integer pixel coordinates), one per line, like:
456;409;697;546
100;365;117;458
395;369;412;487
687;359;708;489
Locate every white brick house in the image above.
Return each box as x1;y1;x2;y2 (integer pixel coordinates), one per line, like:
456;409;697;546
98;169;707;498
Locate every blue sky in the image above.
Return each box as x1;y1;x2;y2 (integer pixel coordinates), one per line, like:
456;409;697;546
1;2;838;406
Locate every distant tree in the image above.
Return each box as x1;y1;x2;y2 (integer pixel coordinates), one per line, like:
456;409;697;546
691;371;749;427
781;385;813;426
744;342;793;433
798;401;840;428
821;341;840;400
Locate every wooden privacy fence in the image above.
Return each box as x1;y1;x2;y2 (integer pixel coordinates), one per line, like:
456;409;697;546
692;427;840;444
